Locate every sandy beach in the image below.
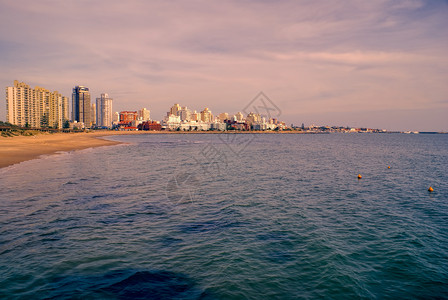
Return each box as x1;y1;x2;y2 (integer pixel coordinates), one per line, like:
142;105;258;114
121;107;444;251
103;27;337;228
0;131;135;169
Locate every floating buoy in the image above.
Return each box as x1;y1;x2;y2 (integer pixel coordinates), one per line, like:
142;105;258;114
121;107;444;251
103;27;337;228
387;166;391;169
358;174;362;179
428;186;434;192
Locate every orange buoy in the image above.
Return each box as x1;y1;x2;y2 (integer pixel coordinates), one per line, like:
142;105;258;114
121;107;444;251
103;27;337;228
388;166;391;169
428;186;434;192
358;174;362;179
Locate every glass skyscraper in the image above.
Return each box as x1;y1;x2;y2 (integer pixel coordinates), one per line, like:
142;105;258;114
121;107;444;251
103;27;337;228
72;86;91;127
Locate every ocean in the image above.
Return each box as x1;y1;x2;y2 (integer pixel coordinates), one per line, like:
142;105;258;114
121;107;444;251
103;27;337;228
0;133;447;299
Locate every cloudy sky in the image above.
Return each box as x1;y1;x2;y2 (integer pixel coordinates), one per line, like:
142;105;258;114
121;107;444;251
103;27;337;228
1;0;447;131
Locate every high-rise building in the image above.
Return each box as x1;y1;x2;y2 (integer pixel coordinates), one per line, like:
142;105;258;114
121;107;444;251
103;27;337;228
218;112;229;122
6;80;68;129
168;103;181;117
138;107;150;121
72;86;91;127
96;93;113;128
49;91;68;129
191;110;200;121
60;94;69;128
234;112;244;122
179;106;191;121
200;108;213;122
36;87;69;129
91;103;96;126
246;112;261;124
6;81;39;127
34;86;47;127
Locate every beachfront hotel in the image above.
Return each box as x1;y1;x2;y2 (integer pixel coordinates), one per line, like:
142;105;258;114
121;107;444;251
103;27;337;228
6;80;69;129
72;86;91;128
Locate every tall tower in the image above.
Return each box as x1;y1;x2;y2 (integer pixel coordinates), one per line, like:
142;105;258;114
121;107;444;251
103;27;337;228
96;93;113;128
72;86;91;127
61;96;69;125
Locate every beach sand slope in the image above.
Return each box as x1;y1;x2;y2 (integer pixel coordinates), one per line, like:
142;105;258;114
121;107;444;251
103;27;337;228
0;132;122;169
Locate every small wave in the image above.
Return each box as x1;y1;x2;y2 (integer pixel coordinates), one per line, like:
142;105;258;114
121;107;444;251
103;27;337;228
38;270;212;299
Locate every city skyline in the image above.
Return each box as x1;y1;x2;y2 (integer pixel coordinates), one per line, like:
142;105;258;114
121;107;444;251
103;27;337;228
1;0;447;131
1;79;441;132
6;80;291;131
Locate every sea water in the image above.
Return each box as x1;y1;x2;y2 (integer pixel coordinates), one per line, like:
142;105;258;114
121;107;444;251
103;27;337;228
0;133;447;299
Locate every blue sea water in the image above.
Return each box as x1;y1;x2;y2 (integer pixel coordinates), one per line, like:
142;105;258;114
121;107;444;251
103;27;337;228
0;133;447;299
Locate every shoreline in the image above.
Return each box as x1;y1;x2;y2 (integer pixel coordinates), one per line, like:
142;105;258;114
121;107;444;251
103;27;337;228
0;131;140;169
0;129;441;169
0;130;302;169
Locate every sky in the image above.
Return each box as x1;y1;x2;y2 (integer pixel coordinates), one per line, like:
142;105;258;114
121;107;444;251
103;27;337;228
0;0;447;131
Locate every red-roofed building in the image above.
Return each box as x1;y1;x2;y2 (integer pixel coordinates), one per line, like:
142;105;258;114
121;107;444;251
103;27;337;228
118;111;138;130
138;121;162;131
119;111;138;124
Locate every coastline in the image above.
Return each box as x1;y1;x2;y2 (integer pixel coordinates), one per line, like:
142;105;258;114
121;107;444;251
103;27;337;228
0;130;295;169
1;129;437;169
0;131;137;169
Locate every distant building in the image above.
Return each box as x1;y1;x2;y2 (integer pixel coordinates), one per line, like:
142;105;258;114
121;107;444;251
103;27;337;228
138;107;150;121
138;121;161;131
72;86;91;127
96;93;113;128
119;111;138;124
35;86;68;129
168;103;181;117
246;112;261;125
69;121;84;130
200;108;213;122
225;119;250;131
196;122;210;131
191;110;200;122
162;114;181;130
113;112;119;125
234;112;244;122
211;121;226;131
252;123;268;131
118;111;138;130
6;81;38;127
6;80;68;129
218;112;229;122
91;103;96;126
179;106;191;121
